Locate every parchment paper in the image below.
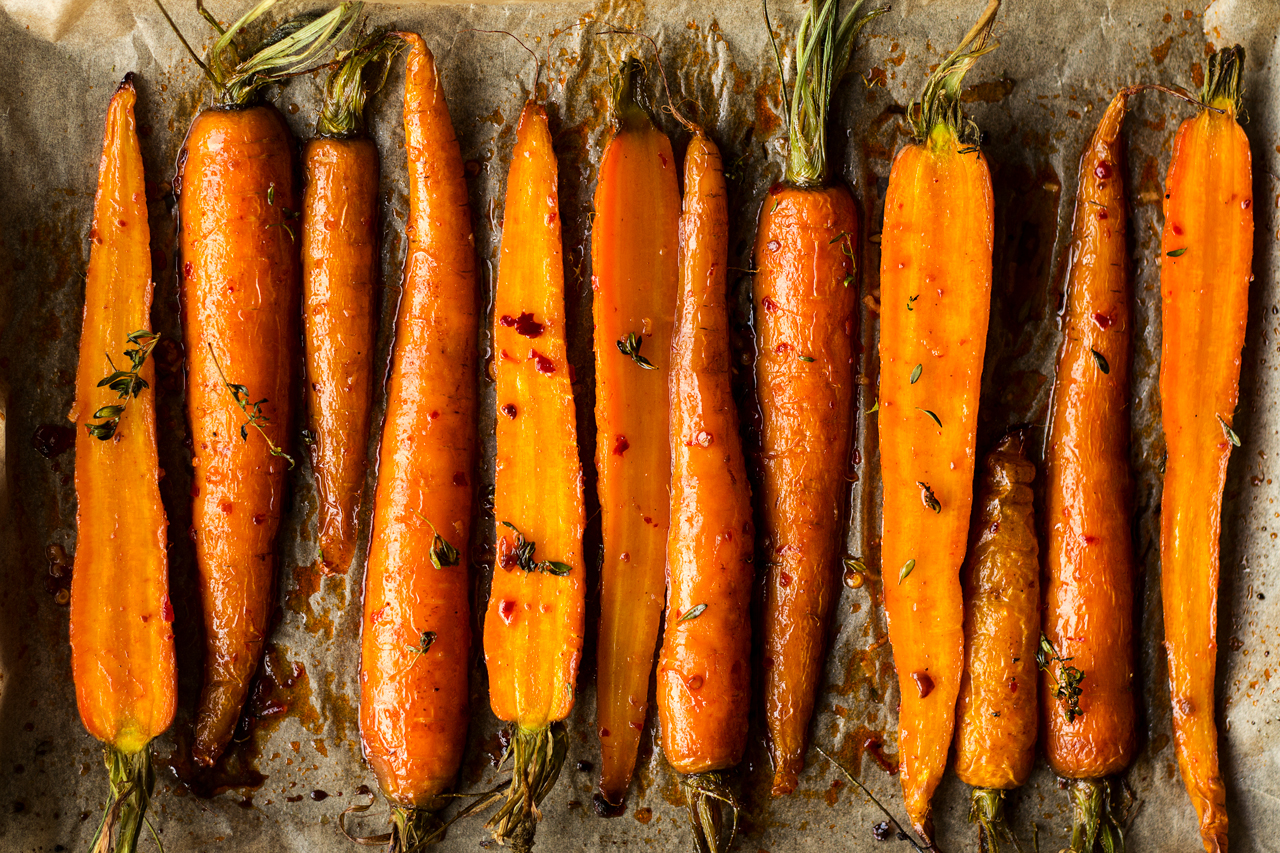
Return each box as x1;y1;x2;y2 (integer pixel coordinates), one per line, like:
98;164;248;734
0;1;1277;851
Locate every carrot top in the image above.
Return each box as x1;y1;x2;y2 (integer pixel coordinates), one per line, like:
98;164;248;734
766;0;884;187
1200;44;1244;118
317;26;402;137
610;56;655;132
907;0;1000;149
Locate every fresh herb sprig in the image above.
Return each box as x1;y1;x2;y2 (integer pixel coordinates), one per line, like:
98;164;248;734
86;329;161;441
499;521;573;576
207;343;295;468
1038;633;1086;723
617;332;657;370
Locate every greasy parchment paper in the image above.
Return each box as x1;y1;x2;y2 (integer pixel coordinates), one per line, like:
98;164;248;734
1;1;1278;851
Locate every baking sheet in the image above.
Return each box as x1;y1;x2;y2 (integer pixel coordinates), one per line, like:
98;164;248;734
1;0;1278;851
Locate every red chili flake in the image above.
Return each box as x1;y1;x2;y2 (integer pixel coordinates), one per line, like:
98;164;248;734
1083;534;1099;546
762;295;779;312
613;435;630;456
220;500;234;515
428;411;439;420
1096;208;1108;220
767;239;781;252
1172;223;1184;236
1242;198;1252;210
252;513;267;525
1094;161;1112;180
1093;312;1113;330
499;600;516;624
599;727;611;738
779;571;792;587
912;671;935;698
1009;677;1019;693
501;403;517;419
531;350;555;374
768;183;784;196
162;596;174;623
514;312;544;337
453;472;469;487
183;261;193;280
775;342;792;354
659;152;669;168
499;538;519;569
499;315;516;327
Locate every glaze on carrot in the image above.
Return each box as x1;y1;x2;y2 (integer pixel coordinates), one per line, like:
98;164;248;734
878;2;999;839
593;57;681;810
754;0;880;797
358;33;477;850
1159;46;1253;853
70;75;175;853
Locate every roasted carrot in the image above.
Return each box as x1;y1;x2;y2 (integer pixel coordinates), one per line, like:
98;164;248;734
592;56;681;808
656;127;752;853
754;0;879;797
482;99;586;851
877;1;999;839
303;28;399;573
1160;46;1253;853
1042;87;1140;853
357;32;477;850
953;431;1039;852
70;75;175;853
167;3;358;766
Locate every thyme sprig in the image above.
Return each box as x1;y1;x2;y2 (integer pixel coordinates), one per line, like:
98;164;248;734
617;332;657;370
86;329;160;441
409;630;437;656
1038;633;1085;723
207;343;295;468
410;510;461;569
499;521;573;576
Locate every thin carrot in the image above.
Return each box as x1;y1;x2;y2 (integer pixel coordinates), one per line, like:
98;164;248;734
656;127;752;853
482;98;586;852
592;56;681;809
877;1;999;839
303;28;400;573
357;32;477;850
166;2;359;766
754;0;880;797
1159;46;1252;853
70;75;175;853
953;431;1039;853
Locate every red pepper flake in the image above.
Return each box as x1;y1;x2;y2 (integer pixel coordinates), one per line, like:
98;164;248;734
220;500;234;515
1094;161;1112;180
1172;223;1184;236
531;350;555;374
912;671;934;699
501;403;517;419
613;435;630;456
779;571;792;588
453;472;469;487
161;596;173;623
514;312;544;338
775;342;792;354
1009;677;1019;693
499;537;519;569
499;599;516;624
767;239;781;252
1242;198;1252;210
428;410;439;420
183;261;193;279
1092;312;1113;330
1096;208;1108;221
762;295;779;312
499;315;516;327
768;183;784;196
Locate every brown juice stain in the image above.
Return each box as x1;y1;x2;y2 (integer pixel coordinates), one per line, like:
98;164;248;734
1151;35;1175;65
962;75;1016;104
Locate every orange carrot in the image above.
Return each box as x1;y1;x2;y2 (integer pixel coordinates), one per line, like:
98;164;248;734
592;57;681;808
358;33;477;850
877;1;999;840
1159;46;1253;853
70;75;175;853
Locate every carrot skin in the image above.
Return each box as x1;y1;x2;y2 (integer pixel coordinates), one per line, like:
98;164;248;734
70;77;176;755
657;132;753;777
179;104;299;766
754;183;857;796
878;131;993;838
359;34;477;807
1160;82;1252;853
302;136;380;574
954;433;1039;790
1042;91;1137;781
592;84;680;804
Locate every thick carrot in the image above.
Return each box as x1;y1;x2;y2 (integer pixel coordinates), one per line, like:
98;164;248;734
303;29;399;573
592;57;680;809
877;2;998;839
70;75;175;853
1042;87;1139;853
357;33;477;850
754;0;878;797
953;432;1038;852
656;128;752;853
168;3;359;766
482;99;586;852
1159;46;1252;853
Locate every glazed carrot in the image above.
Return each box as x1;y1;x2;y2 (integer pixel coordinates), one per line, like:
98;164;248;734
358;33;477;850
70;75;175;853
303;29;399;573
168;3;358;766
1160;46;1252;853
482;99;586;851
754;0;879;797
592;57;680;808
656;128;752;853
878;1;998;839
953;432;1038;852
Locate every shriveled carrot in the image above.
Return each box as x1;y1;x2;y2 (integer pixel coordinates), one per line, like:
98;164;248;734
357;32;477;850
592;56;680;809
656;128;752;853
482;99;586;851
953;431;1038;852
167;2;359;766
70;74;175;853
754;0;879;797
878;1;999;839
303;28;400;573
1042;87;1141;853
1159;46;1252;853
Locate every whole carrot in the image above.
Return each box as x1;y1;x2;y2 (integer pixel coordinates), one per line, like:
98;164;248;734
357;32;477;850
593;56;680;810
754;0;880;797
1159;46;1252;853
1042;87;1141;853
70;75;175;853
953;431;1038;853
482;98;586;851
303;28;400;573
167;2;359;766
657;127;752;853
878;1;999;839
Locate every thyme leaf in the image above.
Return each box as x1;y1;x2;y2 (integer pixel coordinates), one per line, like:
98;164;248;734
917;407;942;428
1167;247;1188;258
409;630;437;656
677;603;707;623
616;332;657;370
907;294;919;311
798;354;816;363
916;481;941;513
1091;349;1110;375
1037;633;1085;723
207;343;295;468
910;363;923;384
498;521;573;576
1217;414;1241;448
898;559;916;584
